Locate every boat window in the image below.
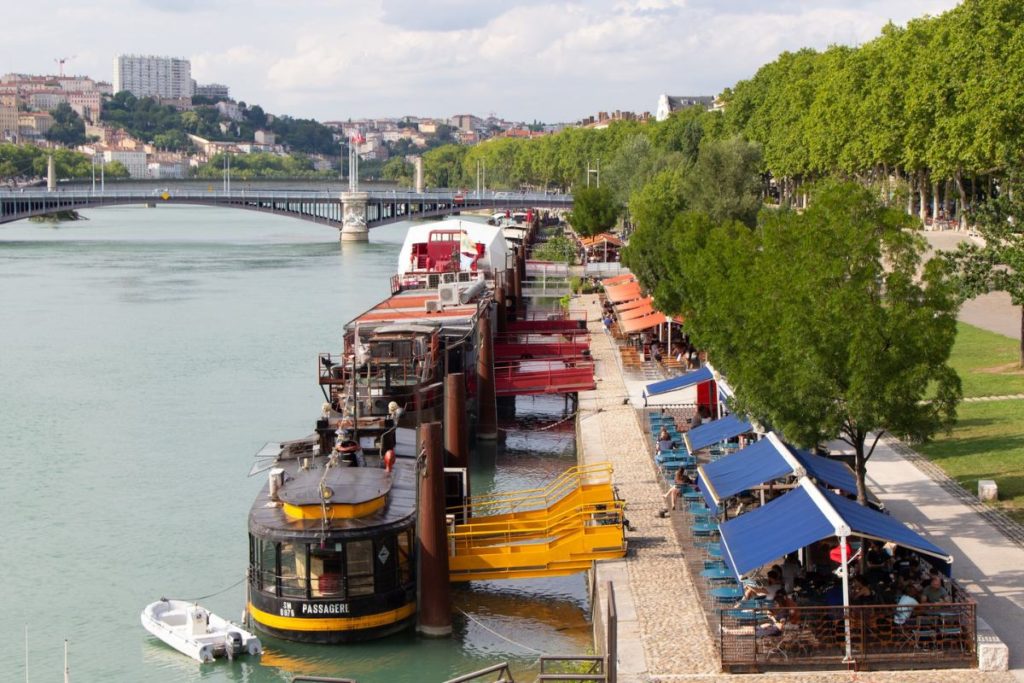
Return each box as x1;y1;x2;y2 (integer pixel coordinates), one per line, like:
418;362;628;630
346;539;375;597
310;543;345;598
374;536;397;592
279;542;307;599
257;537;277;594
397;529;412;586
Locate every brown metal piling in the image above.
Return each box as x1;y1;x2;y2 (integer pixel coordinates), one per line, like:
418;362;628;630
476;314;498;440
416;421;452;637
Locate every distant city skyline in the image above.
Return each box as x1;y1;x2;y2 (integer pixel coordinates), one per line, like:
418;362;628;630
2;0;961;122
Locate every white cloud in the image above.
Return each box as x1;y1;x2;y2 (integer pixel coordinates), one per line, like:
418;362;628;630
0;0;962;122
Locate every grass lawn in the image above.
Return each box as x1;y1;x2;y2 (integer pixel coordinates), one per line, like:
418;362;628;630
948;323;1024;398
917;400;1024;524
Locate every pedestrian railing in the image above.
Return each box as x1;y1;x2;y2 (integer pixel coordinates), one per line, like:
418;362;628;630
719;602;976;673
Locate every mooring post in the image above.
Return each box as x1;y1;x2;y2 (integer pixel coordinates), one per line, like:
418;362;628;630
444;372;469;470
512;266;522;321
477;314;498;440
494;285;507;336
417;421;452;637
504;268;517;322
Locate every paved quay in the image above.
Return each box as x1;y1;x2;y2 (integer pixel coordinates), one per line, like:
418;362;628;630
574;293;1018;683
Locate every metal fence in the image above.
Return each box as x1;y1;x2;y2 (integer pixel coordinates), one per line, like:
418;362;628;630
719;602;976;673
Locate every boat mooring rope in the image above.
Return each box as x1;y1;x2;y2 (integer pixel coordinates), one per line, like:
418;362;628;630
175;577;246;603
455;606;546;658
497;410;579;434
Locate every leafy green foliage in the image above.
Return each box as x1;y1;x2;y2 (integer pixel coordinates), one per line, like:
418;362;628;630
381;157;414;185
0;143;126;180
945;165;1024;364
423;144;469;188
193;152;333;179
267;116;336;155
653;181;962;503
567;186;619;237
531;235;577;264
44;103;87;147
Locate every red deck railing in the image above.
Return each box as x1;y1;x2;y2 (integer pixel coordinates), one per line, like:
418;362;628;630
493;359;596;396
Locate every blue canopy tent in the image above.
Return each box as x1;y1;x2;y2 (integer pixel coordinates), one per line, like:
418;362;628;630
643;366;713;401
683;413;753;454
718;477;953;662
697;432;858;514
718;477;951;579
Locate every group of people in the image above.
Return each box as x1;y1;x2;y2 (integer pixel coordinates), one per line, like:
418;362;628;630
733;542;956;634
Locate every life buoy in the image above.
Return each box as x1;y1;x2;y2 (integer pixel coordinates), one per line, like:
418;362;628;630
384;449;396;473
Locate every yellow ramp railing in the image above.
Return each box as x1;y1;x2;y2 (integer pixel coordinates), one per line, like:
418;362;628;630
447;462;626;581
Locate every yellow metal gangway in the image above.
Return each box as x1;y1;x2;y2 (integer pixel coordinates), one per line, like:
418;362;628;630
447;463;627;582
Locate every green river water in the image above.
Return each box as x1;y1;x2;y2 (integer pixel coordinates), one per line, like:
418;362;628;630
0;205;590;682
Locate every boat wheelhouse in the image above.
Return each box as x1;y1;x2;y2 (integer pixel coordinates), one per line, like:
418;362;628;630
247;439;417;643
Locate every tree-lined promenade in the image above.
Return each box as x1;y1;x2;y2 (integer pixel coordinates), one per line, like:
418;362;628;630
419;0;1024;518
425;0;1023;227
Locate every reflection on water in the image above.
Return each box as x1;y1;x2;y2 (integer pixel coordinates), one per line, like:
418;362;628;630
0;207;591;683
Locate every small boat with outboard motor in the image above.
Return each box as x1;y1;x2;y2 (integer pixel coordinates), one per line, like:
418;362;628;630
141;598;263;663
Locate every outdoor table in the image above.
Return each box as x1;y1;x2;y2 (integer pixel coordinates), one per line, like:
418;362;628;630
701;567;735;582
692;521;718;536
711;586;744;602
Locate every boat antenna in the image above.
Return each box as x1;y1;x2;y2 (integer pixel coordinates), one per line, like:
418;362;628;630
24;625;28;683
64;639;69;683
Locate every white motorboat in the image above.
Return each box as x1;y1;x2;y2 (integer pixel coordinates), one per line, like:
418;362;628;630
141;598;262;663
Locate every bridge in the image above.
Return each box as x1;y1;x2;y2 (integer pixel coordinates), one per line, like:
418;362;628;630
0;188;574;241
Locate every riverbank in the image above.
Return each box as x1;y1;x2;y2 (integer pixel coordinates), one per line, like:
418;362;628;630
575;292;1018;682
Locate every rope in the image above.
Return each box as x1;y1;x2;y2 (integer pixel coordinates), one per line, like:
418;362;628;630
174;577;246;603
497;410;578;433
455;606;547;657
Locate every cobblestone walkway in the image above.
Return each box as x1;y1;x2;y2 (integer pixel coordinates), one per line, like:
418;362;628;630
575;294;1016;683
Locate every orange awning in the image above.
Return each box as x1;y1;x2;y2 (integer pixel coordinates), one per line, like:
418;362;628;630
605;281;642;303
602;274;635;287
619;312;667;334
616;296;652;313
620;304;655;320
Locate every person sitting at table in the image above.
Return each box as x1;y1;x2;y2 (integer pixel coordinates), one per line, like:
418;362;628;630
850;575;874;605
738;568;783;604
655;427;676;454
755;589;800;637
894;583;921;625
663;467;693;510
921;573;950;603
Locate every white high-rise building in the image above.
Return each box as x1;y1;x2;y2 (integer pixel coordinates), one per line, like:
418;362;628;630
113;55;193;99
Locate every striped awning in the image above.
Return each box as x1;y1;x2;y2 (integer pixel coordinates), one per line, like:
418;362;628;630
605;281;642;303
619;311;667;333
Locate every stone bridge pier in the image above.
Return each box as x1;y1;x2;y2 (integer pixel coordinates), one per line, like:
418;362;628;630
340;191;369;242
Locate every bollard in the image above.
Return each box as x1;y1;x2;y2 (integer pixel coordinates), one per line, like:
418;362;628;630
417;422;453;636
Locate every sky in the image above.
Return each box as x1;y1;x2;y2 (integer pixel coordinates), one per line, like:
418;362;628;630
2;0;962;123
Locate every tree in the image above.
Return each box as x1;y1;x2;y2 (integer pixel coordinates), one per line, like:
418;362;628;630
685;181;962;504
381;157;413;186
567;186;619;237
423;144;468;188
946;166;1024;365
45;103;87;146
531;235;577;264
682;137;764;228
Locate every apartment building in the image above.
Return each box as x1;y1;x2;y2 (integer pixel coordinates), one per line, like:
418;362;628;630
114;55;193;99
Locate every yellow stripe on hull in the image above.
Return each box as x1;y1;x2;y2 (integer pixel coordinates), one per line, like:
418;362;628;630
248;601;415;632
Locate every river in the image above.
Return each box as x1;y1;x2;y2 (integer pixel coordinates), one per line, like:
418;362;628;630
0;205;590;682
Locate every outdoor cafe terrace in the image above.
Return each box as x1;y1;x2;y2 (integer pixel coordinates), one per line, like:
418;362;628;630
640;394;976;673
